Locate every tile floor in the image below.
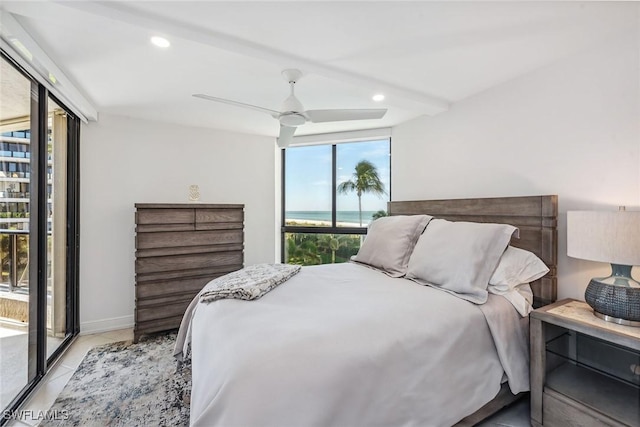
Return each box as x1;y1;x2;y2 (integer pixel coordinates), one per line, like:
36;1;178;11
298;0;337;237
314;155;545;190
1;327;65;410
5;328;133;427
5;327;531;426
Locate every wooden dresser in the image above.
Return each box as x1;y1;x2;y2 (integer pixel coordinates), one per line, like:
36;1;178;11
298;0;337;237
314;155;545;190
134;203;244;342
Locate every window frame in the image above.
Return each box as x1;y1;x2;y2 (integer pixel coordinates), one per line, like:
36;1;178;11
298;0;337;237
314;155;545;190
280;139;391;262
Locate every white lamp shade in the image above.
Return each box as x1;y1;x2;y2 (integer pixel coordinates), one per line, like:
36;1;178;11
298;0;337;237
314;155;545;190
567;211;640;266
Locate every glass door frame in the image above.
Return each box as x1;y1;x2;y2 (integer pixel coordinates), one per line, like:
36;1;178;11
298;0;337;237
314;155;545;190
1;50;80;424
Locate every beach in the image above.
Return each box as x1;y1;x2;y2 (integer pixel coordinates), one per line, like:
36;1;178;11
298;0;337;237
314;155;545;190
285;210;379;228
285;218;367;228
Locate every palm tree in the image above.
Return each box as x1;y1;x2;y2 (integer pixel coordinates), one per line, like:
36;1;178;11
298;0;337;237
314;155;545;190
337;160;386;226
318;234;348;263
286;235;322;265
372;210;388;221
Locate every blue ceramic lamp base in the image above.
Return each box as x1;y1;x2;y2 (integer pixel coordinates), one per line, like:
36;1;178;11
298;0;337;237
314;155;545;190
584;264;640;327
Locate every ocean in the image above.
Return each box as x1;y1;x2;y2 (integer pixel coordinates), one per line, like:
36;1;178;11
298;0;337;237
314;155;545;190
286;210;379;224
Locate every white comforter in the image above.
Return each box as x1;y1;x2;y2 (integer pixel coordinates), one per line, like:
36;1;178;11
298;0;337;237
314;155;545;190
185;262;528;427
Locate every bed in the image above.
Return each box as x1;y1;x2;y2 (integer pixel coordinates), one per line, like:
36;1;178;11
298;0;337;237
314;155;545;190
177;195;558;427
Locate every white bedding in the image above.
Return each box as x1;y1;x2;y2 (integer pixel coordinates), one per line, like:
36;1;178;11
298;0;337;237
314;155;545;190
184;262;528;427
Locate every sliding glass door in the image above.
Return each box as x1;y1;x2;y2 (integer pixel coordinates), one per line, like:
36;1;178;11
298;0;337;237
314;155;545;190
0;52;79;422
0;53;33;411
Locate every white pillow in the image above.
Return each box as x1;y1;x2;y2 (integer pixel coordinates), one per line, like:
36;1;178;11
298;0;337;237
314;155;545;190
495;283;534;317
352;215;432;277
489;246;549;293
406;219;518;304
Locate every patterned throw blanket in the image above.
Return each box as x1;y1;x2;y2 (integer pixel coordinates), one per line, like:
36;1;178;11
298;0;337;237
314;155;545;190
200;263;302;303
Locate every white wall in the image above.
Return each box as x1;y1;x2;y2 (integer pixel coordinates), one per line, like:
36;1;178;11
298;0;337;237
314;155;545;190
392;29;640;301
78;18;639;331
80;114;277;333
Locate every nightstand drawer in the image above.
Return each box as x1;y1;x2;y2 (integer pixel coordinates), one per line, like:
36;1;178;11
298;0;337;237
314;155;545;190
543;390;623;427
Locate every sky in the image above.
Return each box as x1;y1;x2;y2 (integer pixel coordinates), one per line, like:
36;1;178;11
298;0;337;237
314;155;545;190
285;139;390;212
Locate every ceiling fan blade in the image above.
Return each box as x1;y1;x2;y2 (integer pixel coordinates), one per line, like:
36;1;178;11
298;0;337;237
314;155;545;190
193;94;280;116
305;109;387;123
277;125;297;148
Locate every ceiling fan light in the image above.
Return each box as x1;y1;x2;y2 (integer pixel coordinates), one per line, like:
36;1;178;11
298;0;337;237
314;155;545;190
279;114;306;127
151;36;170;48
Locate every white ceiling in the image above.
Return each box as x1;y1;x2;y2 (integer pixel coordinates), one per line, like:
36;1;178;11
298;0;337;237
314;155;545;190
1;1;636;138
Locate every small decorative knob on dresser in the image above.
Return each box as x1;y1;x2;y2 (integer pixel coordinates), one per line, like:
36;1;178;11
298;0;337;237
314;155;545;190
134;203;244;343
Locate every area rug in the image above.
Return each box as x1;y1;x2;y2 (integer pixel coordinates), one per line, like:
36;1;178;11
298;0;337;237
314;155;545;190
42;333;191;426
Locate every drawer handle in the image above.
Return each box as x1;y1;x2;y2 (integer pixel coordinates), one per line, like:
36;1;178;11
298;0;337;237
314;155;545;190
631;364;640;376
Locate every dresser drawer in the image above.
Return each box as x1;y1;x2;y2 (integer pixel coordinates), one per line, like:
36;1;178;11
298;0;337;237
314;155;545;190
136;316;185;335
136;207;197;233
196;208;243;230
542;390;622;427
136;229;243;249
136;276;213;299
136;251;243;274
136;297;193;323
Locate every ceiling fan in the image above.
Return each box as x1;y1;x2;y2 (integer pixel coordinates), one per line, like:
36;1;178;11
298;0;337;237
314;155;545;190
193;69;387;148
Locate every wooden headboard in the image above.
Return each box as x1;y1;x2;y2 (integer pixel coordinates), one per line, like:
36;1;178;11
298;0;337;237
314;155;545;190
388;195;558;307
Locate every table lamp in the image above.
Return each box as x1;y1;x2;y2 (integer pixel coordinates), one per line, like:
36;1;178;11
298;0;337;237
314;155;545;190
567;208;640;326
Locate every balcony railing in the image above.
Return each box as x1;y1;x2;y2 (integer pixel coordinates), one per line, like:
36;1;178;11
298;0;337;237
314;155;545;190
0;230;29;293
0;192;29;198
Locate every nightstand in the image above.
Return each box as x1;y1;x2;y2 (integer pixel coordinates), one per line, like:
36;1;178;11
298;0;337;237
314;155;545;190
530;298;640;427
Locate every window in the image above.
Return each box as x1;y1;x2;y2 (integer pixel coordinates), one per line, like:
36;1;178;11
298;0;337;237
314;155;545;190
282;138;390;265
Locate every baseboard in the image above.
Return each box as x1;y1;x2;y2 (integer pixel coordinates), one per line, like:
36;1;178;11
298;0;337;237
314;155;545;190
80;315;134;335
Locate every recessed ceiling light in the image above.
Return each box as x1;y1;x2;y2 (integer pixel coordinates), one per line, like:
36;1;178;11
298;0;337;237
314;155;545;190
151;36;170;48
372;94;385;102
11;38;33;61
